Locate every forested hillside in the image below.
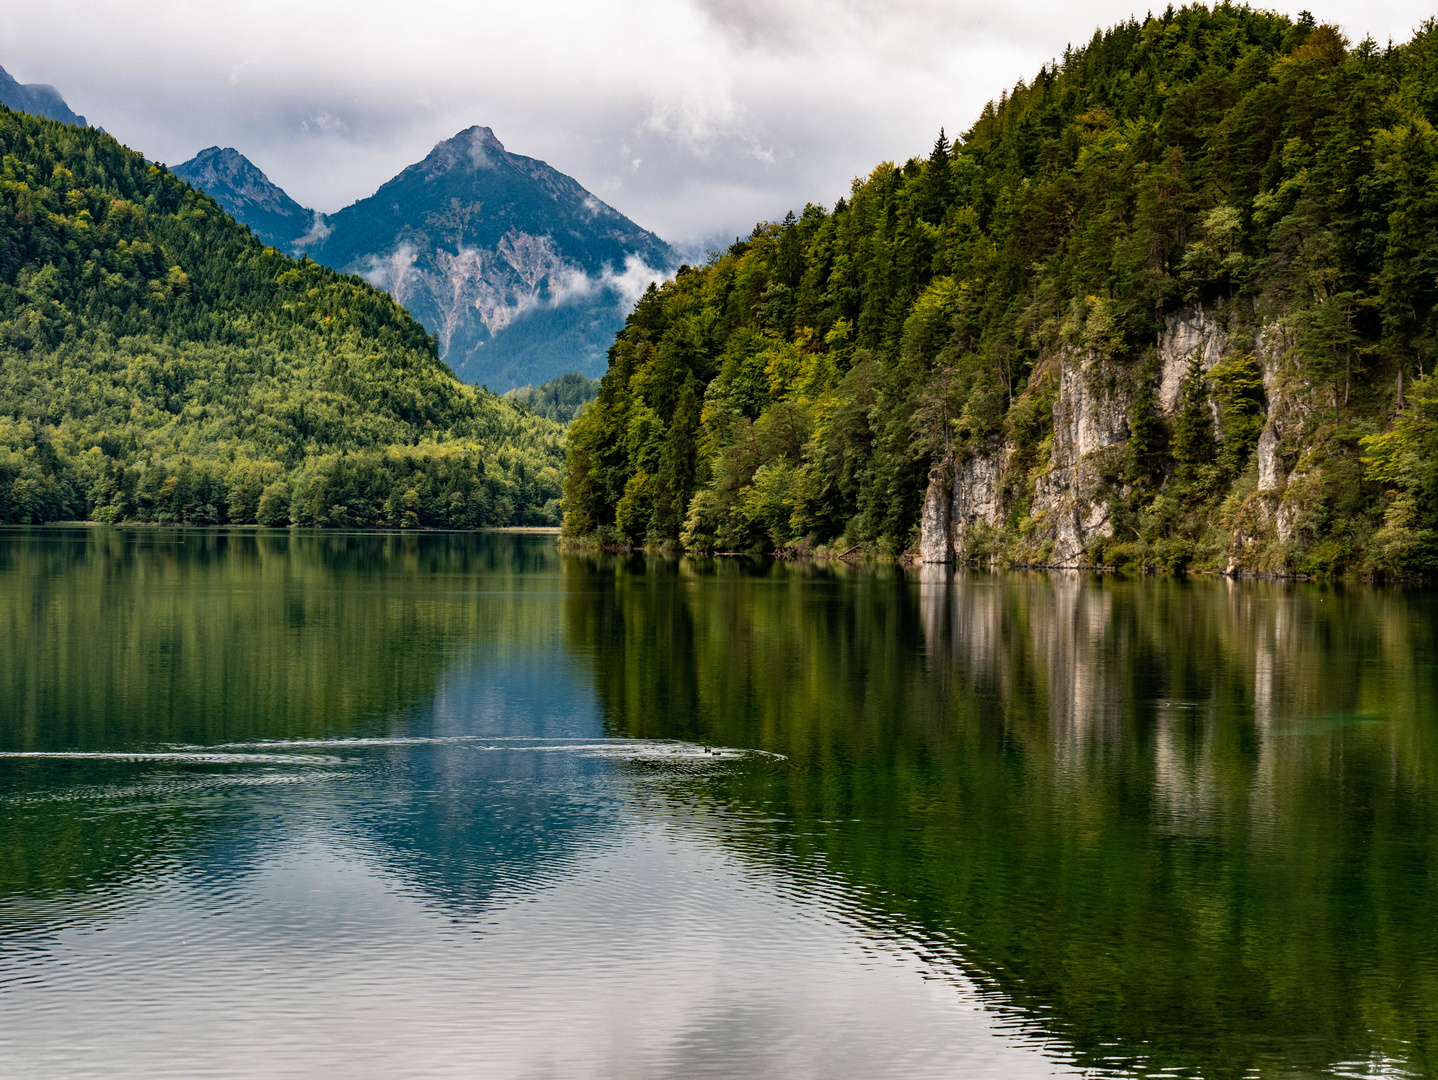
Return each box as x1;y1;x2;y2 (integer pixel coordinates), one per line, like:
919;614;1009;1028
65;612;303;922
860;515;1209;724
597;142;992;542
0;108;566;528
504;373;600;424
565;6;1438;574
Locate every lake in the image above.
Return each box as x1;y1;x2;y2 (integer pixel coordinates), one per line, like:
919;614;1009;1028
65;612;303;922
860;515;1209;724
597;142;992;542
0;528;1434;1079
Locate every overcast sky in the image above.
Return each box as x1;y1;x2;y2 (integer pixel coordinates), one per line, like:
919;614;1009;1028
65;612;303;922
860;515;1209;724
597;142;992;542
1;0;1433;249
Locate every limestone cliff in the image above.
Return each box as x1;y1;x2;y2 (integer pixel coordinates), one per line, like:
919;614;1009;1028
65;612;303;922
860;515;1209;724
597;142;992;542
920;304;1316;572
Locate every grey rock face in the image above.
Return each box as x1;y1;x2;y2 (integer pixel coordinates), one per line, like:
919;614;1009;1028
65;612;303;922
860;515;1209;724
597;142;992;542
1254;324;1305;503
919;449;1004;563
919;461;954;563
917;303;1311;569
1027;348;1132;565
1256;422;1285;492
954;453;1001;537
1157;305;1226;414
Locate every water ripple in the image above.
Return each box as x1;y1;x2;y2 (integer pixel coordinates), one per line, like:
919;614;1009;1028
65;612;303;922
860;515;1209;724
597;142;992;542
0;751;345;765
205;736;785;762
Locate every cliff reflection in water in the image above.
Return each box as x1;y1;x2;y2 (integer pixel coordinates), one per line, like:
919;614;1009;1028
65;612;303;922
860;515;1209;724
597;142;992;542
567;554;1438;1078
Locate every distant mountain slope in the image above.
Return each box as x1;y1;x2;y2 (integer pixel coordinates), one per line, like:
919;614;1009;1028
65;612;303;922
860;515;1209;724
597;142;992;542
0;63;86;126
172;147;314;250
0;107;566;528
301;127;677;390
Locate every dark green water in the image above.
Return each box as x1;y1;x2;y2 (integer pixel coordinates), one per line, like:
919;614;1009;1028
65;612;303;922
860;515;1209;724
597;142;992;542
0;529;1435;1078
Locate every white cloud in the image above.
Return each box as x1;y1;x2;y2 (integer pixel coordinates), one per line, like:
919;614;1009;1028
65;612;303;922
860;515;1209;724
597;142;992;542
547;253;665;309
361;244;419;303
602;253;666;306
1;0;1434;246
293;212;332;249
304;111;347;133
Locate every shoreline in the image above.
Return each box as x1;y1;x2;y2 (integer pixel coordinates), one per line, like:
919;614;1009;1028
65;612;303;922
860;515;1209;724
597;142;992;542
556;537;1431;584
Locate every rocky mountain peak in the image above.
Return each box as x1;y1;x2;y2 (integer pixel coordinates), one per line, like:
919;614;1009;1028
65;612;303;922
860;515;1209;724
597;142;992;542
179;147;282;204
173;146;313;250
181;124;674;389
462;125;506;153
419;125;511;178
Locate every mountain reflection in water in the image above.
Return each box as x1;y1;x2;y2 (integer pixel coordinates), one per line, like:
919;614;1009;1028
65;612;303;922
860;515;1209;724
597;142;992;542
0;529;1434;1079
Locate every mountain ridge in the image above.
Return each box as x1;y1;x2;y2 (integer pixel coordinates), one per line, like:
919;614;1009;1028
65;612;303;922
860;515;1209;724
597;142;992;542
302;125;676;390
177;127;676;390
0;63;86;127
171;146;315;251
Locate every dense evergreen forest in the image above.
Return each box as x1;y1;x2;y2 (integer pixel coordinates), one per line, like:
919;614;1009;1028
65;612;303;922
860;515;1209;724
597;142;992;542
564;5;1438;573
0;109;566;528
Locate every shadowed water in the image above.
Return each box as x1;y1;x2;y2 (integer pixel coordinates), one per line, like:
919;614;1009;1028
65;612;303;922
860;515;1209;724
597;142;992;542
0;528;1434;1078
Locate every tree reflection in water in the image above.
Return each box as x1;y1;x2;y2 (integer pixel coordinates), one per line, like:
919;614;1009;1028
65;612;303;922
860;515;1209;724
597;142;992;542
567;553;1438;1078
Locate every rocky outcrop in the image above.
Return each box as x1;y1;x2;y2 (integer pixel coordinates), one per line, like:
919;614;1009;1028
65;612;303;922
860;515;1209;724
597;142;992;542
919;303;1312;569
1027;347;1132;564
919;460;954;564
920;448;1004;563
1157;305;1227;413
1254;324;1299;493
955;453;1002;541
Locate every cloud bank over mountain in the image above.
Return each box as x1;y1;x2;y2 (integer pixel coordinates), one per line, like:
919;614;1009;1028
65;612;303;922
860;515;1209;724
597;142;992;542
2;0;1433;246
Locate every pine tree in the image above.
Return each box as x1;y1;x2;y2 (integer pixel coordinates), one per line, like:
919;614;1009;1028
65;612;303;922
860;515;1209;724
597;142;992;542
917;128;953;223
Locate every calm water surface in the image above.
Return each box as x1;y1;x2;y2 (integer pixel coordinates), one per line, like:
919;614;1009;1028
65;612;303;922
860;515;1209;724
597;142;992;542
0;528;1435;1079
